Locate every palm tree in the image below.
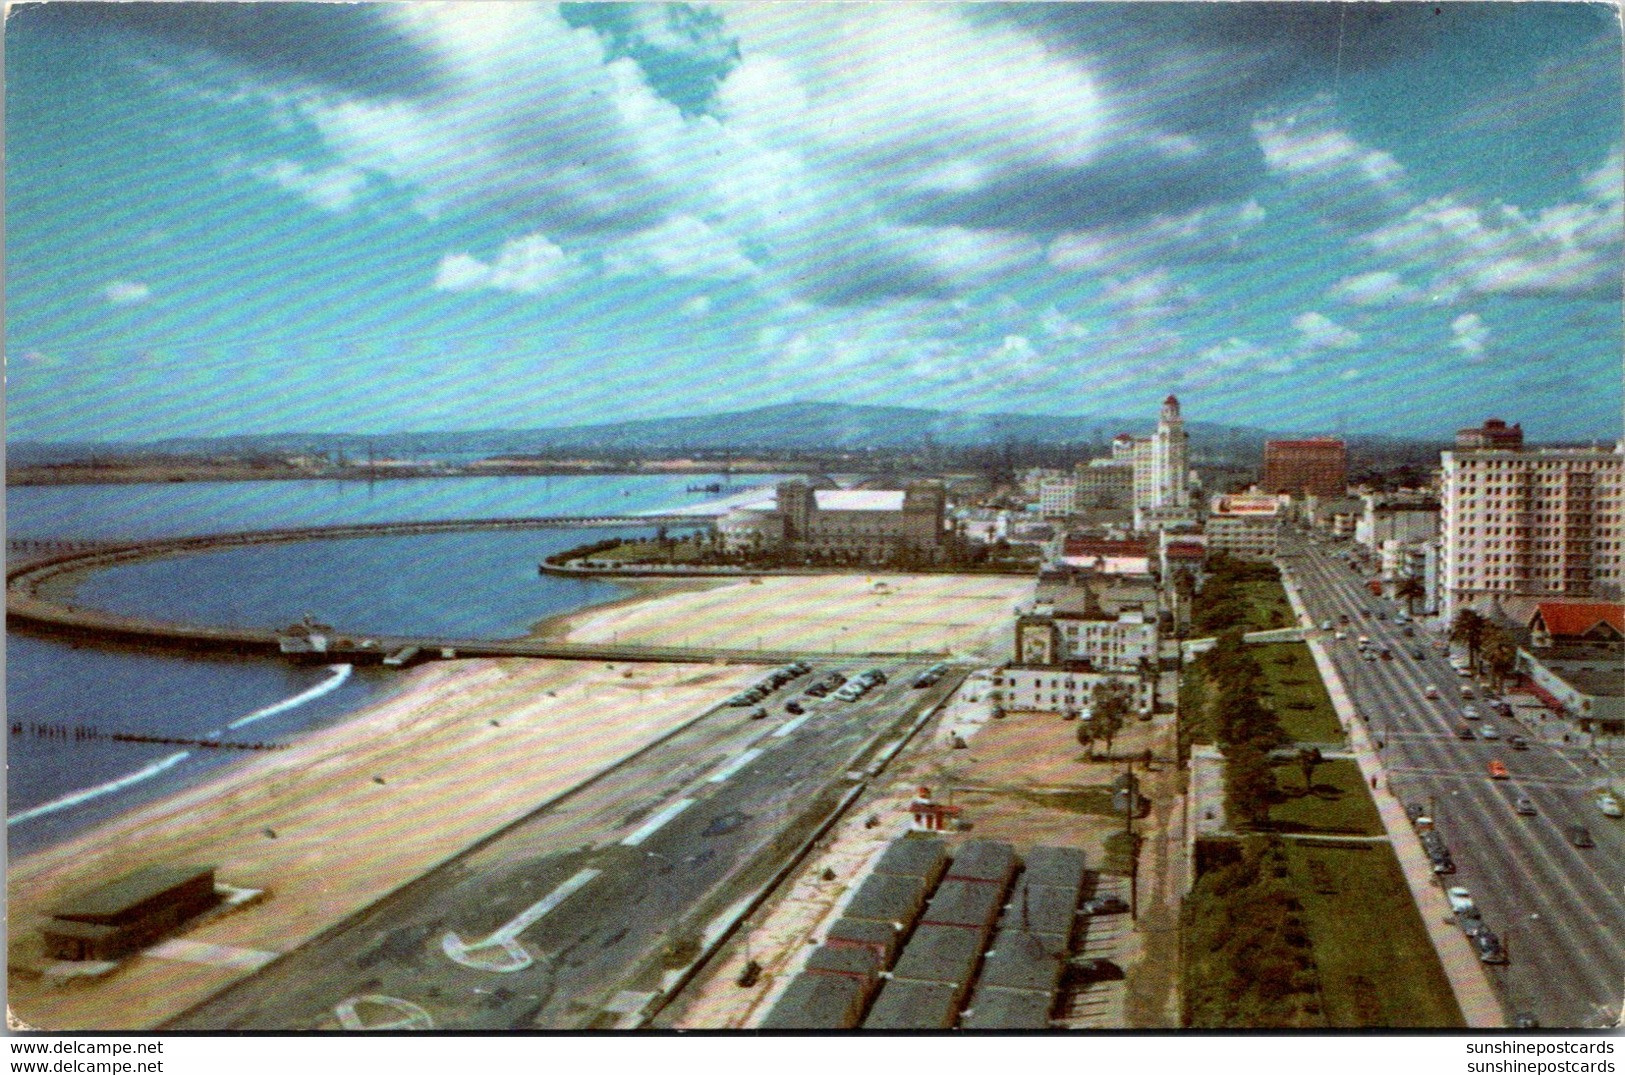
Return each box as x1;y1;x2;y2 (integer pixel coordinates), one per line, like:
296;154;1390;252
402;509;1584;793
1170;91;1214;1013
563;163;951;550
1451;609;1487;670
1395;575;1426;617
1480;625;1518;693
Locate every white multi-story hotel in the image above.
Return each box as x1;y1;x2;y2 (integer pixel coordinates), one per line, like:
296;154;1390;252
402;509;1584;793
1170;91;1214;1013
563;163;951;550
1132;395;1195;531
1439;419;1625;622
1038;475;1078;518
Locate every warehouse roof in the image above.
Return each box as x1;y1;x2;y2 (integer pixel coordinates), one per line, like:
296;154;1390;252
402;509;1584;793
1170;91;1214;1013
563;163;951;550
946;840;1016;886
52;865;216;925
962;985;1056;1030
891;923;984;988
863;979;963;1031
826;916;903;965
761;973;867;1031
805;943;882;982
998;879;1078;940
922;879;1004;932
873;837;949;883
976;930;1066;995
1021;845;1087;897
844;872;930;927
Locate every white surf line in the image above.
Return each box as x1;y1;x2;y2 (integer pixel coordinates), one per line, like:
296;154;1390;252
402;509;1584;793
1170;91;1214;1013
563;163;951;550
8;751;191;827
707;748;763;784
621;797;695;846
225;664;352;731
772;714;812;739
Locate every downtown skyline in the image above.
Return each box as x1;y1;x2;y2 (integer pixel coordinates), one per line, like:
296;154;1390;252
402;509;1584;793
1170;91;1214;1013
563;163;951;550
5;2;1622;444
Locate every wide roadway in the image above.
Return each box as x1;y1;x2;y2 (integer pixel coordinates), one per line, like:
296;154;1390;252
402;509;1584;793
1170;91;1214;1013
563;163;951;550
1280;531;1624;1029
168;660;959;1030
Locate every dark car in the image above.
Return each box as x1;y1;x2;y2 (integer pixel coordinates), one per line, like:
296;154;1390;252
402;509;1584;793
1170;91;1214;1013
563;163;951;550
1456;725;1475;740
1406;803;1428;823
1508;735;1529;751
1567;825;1595;848
1475;931;1508;964
1066;957;1124;984
785;700;804;715
748;707;767;720
1413;649;1428;660
1082;895;1129;916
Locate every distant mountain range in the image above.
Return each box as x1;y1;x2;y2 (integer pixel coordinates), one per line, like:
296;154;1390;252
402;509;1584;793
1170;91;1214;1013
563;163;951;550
7;402;1437;465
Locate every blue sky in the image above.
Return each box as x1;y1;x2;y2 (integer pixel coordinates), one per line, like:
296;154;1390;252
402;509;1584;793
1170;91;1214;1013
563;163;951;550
5;2;1621;442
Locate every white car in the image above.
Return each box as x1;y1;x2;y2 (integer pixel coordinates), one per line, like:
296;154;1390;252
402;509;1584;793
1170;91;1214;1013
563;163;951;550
1445;887;1477;917
1424;685;1440;699
1597;792;1624;818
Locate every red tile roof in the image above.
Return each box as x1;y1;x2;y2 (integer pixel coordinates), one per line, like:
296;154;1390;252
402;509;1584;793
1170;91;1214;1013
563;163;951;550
1530;602;1625;639
1062;537;1149;558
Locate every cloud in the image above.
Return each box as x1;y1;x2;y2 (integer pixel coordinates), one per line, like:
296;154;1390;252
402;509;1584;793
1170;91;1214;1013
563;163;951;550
1451;312;1490;359
1048;199;1266;272
1254;101;1411;229
434;234;573;295
1293;311;1361;350
249;159;368;213
681;295;713;318
1180;336;1290;389
603;215;756;280
102;281;152;306
1326;270;1421;308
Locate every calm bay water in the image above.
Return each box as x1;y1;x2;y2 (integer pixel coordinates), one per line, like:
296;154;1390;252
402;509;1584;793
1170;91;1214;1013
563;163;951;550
5;474;773;854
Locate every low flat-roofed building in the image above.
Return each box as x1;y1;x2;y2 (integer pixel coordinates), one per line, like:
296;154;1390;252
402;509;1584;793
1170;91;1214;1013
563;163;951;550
1059;536;1152;576
1520;653;1625;735
863;979;963;1030
761;972;869;1030
825;916;903;968
945;840;1017;887
843;872;931;929
890;923;985;995
805;942;883;985
976;930;1067;996
1020;846;1087;900
921;879;1005;935
1207;491;1284;561
872;837;950;888
44;865;219;962
961;984;1056;1030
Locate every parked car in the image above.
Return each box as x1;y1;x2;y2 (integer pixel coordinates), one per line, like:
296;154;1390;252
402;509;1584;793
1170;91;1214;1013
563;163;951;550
785;700;804;715
1508;735;1529;751
1477;725;1500;740
1514;795;1537;816
1445;886;1477;916
1567;825;1595;848
1425;685;1440;699
748;707;768;720
1456;725;1475;741
1597;792;1624;818
1487;760;1509;779
1463;705;1480;720
1475;931;1508;964
1406;803;1428;823
1413;649;1428;660
1082;895;1129;916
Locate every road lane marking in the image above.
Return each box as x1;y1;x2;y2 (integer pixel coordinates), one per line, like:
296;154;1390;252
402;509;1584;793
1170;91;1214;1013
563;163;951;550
621;797;695;846
772;714;812;738
708;748;763;784
441;867;602;973
145;938;278;972
334;995;435;1030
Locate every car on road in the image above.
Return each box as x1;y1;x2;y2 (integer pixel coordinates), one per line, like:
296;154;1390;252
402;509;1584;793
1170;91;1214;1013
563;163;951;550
1445;886;1477;916
1597;792;1624;818
1487;760;1510;779
1475;931;1508;964
1320;619;1333;631
1514;795;1537;816
1406;803;1428;823
1462;705;1480;720
1363;651;1377;661
1425;685;1440;699
1402;626;1415;638
1477;725;1500;740
1334;630;1348;640
1460;685;1475;699
1508;735;1529;751
1082;895;1129;916
1413;649;1428;661
748;707;768;720
1456;725;1475;740
785;700;804;715
1567;825;1595;848
1357;635;1371;647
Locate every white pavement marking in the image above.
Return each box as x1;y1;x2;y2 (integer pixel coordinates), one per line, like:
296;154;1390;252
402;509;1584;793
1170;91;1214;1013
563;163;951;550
621;797;696;847
441;867;602;973
772;714;812;738
144;938;278;972
708;748;763;784
334;995;435;1030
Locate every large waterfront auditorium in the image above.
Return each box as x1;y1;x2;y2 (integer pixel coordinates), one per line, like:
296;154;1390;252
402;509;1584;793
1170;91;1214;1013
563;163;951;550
717;480;948;563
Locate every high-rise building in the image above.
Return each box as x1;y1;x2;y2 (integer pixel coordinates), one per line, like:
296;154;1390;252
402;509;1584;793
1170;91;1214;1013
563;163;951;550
1262;438;1348;499
1151;395;1190;511
1439;419;1625;622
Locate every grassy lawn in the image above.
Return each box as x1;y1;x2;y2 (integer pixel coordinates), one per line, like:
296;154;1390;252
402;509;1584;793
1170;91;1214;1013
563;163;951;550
1255;642;1344;743
1236;579;1294;631
1281;841;1464;1027
1266;759;1384;836
593;539;711;564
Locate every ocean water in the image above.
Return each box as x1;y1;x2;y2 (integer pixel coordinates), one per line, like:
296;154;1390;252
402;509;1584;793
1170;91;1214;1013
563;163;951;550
5;473;775;854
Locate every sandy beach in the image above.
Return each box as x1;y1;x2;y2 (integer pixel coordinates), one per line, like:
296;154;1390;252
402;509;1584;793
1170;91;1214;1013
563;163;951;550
7;571;1025;1030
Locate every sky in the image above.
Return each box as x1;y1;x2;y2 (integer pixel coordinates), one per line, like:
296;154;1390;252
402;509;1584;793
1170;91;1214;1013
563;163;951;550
5;2;1622;443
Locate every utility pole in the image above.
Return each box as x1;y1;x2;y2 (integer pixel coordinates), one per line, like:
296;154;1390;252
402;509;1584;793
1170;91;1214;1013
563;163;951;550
1125;757;1138;920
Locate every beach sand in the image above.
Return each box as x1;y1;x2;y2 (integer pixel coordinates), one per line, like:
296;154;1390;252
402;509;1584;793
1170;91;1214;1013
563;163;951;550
8;572;1025;1030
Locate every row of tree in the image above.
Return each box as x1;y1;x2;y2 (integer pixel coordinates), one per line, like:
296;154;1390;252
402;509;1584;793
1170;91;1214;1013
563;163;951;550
1191;555;1286;635
1199;630;1290;828
1076;679;1136;760
1450;609;1520;691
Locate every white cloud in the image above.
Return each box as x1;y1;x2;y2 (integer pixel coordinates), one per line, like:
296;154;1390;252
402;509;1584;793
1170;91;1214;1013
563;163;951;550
1048;199;1266;272
103;281;152;306
249;159;368;212
603;214;756;280
1293;311;1361;351
681;295;713;318
1339;368;1364;382
1451;312;1490;359
1254;102;1410;229
434;234;573;295
1181;337;1290;389
1326;270;1420;308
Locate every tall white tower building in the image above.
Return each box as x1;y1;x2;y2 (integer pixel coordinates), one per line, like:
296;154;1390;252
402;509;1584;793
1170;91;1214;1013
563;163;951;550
1152;394;1190;510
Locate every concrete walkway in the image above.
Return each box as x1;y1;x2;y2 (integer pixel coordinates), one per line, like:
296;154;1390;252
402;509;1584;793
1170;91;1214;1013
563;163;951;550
1280;569;1506;1029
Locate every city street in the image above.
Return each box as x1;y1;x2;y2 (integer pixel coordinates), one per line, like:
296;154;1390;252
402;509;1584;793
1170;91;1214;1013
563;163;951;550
168;661;960;1030
1280;531;1624;1029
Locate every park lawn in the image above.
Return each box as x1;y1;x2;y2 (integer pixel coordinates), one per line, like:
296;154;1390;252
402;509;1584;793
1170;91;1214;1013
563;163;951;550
1255;642;1345;743
1282;840;1465;1028
594;538;711;564
1236;579;1294;631
1267;759;1384;836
